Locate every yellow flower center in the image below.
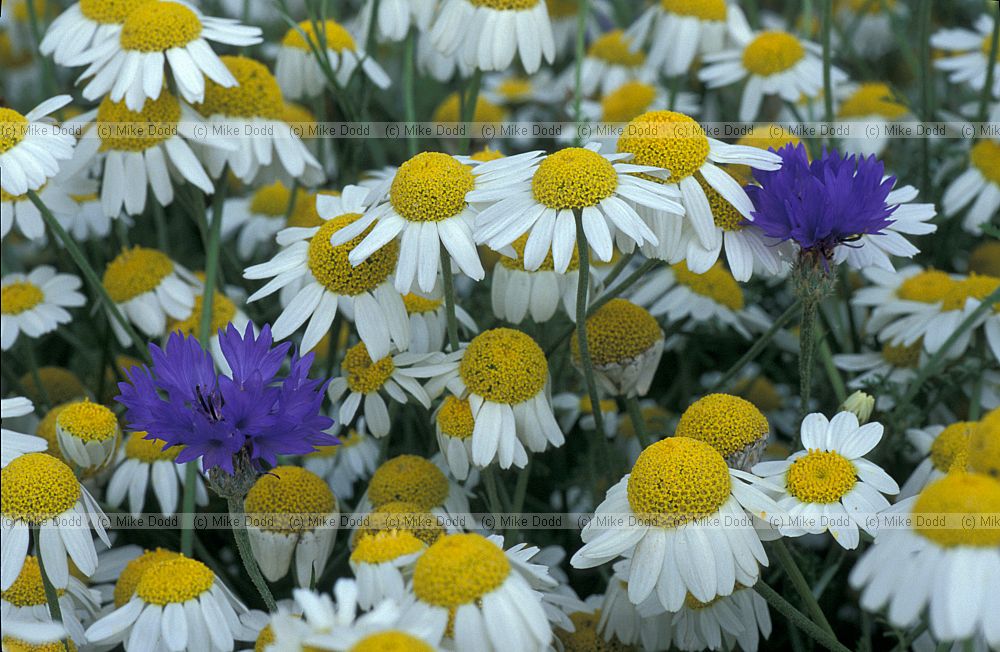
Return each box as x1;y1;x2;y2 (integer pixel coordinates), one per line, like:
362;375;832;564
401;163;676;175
432;93;506;124
733;376;784;412
557;610;630;652
881;339;922;368
470;147;505;162
940;274;1000;311
617;111;710;184
114;548;181;607
628;437;732;526
837;83;908;119
620;405;671;440
290;189;339;229
413;533;510;608
984;35;1000;62
531;147;619;210
103;246;174;303
587;30;645;66
496;77;534;101
1;557;65;607
913;473;1000;547
660;0;727;20
283;101;316;126
844;0;895;13
969;241;1000;277
675;393;770;457
498;232;580;272
119;1;202;52
36;404;69;463
742;31;806;76
254;625;275;652
929;422;974;473
282;19;356;53
96;92;180;152
0;108;29;155
135;557;214;605
390;152;475;223
695;172;744;231
308;214;399;296
0;33;34;69
244;466;336;533
170;293;238;337
600;81;658;124
368;456;449;511
124;431;178;463
1;453;80;523
578;395;617;415
249;181;296;217
309;428;364;458
460;328;549;404
970;409;999;478
1;281;44;315
80;0;152;24
402;293;443;314
351;530;426;565
545;0;577;18
20;368;87;407
786;450;857;503
196;56;284;120
572;298;661;366
354;501;444;547
56;400;118;443
469;0;539;9
437;396;475;440
895;269;952;304
0;638;77;652
350;631;435;652
735;124;802;153
342;342;395;394
672;261;745;310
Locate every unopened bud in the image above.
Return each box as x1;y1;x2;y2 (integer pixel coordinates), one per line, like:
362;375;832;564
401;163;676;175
840;391;875;424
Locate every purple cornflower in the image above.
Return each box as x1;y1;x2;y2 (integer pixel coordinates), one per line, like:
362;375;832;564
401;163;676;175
746;144;898;260
116;324;335;476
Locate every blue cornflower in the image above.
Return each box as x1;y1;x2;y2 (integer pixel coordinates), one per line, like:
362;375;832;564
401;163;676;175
116;324;335;476
746;144;899;260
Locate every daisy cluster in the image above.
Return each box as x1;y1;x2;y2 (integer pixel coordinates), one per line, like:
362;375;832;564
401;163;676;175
1;0;999;651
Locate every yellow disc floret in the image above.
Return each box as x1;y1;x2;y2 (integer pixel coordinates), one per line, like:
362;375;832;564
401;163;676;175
1;281;44;315
119;1;201;52
244;466;337;533
695;172;745;231
672;261;745;310
895;269;954;304
124;431;178;463
470;147;505;163
368;455;449;511
733;376;784;412
135;557;214;605
969;241;1000;277
350;631;435;652
913;473;1000;547
19;368;88;406
660;0;727;20
170;293;238;337
969;409;999;477
402;293;443;314
627;437;732;526
617;111;709;183
970;140;1000;185
1;638;78;652
343;342;395;394
940;273;1000;311
1;557;64;607
114;548;181;607
785;450;857;503
0;108;29;154
249;181;295;217
351;530;426;565
600;81;658;124
437;396;475;441
557;610;633;652
103;246;174;303
79;0;153;24
56;400;118;442
460;328;548;404
929;422;974;472
742;31;806;76
676;394;770;457
354;501;443;547
531;147;619;210
881;340;922;368
572;299;661;366
546;0;577;18
1;453;80;523
289;189;339;229
838;83;908;119
308;213;399;295
196;56;284;120
413;533;510;607
36;404;69;462
587;30;645;66
498;232;580;272
282;19;356;53
495;77;534;102
95;91;180;152
390;153;476;223
432;93;506;124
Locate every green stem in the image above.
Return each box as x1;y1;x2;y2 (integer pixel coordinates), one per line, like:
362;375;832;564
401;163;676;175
403;29;419;157
573;210;605;436
226;496;277;611
918;0;934;191
819;336;847;404
625;394;653;448
199;178;228;345
573;0;591;141
458;69;483;154
153;201;170;254
596;252;633;290
482;467;505;515
969;334;987;421
772;539;836;637
755;580;851;652
28;191;151;363
180;462;198;556
710;300;802;393
32;526;71;651
441;250;460;351
820;0;834;132
798;294;821;423
979;10;1000;124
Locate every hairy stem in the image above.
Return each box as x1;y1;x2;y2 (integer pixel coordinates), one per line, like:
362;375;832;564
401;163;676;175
227;496;277;611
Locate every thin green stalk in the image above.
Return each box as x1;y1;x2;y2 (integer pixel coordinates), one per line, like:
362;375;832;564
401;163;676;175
710;299;802;392
979;11;1000;123
226;496;277;611
573;0;591;139
28;191;151;363
441;249;460;351
482;467;506;515
820;0;834;131
153;201;170;254
403;29;419;157
512;458;532;515
23;0;59;102
180;462;198;556
596;252;634;290
819;336;847;404
625;394;653;448
772;539;836;637
573;210;605;436
918;0;934;191
755;580;851;652
969;334;987;421
458;69;483;154
799;295;820;422
33;528;71;652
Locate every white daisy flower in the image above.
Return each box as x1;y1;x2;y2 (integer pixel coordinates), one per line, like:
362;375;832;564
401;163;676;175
221;181;305;260
578;80;701;146
552;393;621;439
1;555;101;645
276;19;391;99
195;55;323;185
674;392;772;472
835;0;905;59
244;466;339;588
699;7;848;121
106;431;209;516
0;95;75;198
491;234;580;325
354;454;472;526
245;186;409;358
2;181;78;242
74;0;262;111
752;411;899;549
1;397;45;468
931;14;1000;99
614;110;783;278
471;143;681;273
304;421;380;502
100;246;197;347
849;472;1000;648
653;584;772;652
1;266;85;351
941;139;1000;235
0;619;67;648
401;288;477;354
572;299;665;398
417;31;473;82
596;569;672;651
562;29;653;97
349;509;439;610
53;175;117;241
433;395;483;481
833;339;926;410
571;436;779;613
430;0;556;74
423;328;564;470
85;556;252;651
53;399;119;470
358;0;437;43
40;0;147;66
484;71;563;108
899;422;976;499
626;0;729;77
1;452;110;591
835;82;912;158
401;533;557;652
